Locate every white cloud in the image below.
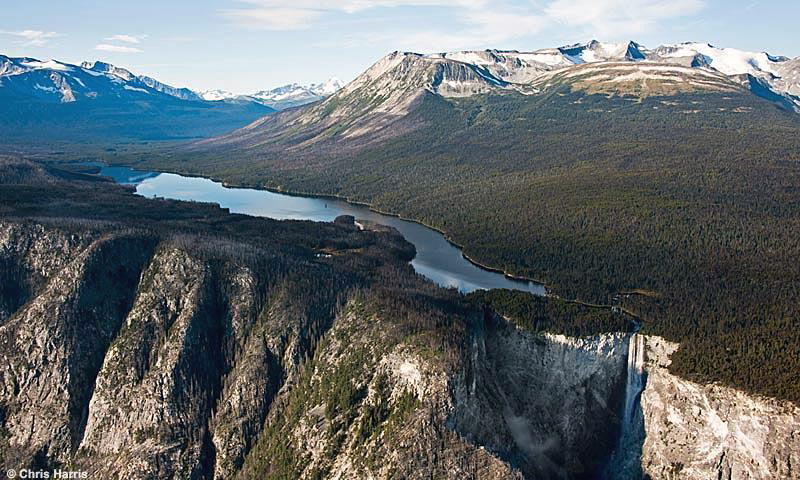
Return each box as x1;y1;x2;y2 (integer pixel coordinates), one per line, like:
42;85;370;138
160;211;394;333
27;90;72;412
314;3;546;53
223;0;707;52
0;29;60;46
462;10;546;42
354;11;545;53
95;44;143;53
105;34;147;44
222;7;324;30
222;0;489;29
545;0;706;37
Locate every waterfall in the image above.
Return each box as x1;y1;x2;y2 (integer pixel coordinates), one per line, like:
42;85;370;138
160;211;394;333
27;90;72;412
604;333;646;479
622;333;646;428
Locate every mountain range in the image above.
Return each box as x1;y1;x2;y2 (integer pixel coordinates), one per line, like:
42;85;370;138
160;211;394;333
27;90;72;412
0;56;206;104
0;55;343;108
3;40;797;149
193;39;799;153
198;77;344;110
0;56;342;146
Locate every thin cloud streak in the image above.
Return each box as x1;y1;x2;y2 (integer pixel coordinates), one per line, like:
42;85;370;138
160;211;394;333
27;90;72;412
95;44;143;53
221;7;323;30
105;34;147;44
545;0;706;37
222;0;489;30
0;29;60;46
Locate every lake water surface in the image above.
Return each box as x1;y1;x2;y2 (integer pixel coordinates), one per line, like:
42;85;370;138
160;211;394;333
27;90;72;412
99;165;545;295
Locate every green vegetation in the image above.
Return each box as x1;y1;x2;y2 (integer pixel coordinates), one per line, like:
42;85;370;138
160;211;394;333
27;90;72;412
0;157;463;477
356;373;420;446
468;289;633;337
238;292;437;479
118;87;800;403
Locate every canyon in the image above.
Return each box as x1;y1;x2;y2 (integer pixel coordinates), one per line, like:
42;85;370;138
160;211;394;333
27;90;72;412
1;159;798;479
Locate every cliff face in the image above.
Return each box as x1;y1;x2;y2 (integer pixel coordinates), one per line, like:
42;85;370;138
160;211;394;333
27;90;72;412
2;159;799;479
452;321;629;479
237;308;632;480
236;299;526;480
0;223;95;324
0;220;634;479
0;217;367;478
639;336;800;480
0;228;156;467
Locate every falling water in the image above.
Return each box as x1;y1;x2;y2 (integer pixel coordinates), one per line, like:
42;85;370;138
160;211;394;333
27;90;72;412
622;333;646;428
604;332;646;479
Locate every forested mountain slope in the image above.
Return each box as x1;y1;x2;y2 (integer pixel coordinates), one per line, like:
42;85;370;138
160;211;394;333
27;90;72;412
125;65;800;403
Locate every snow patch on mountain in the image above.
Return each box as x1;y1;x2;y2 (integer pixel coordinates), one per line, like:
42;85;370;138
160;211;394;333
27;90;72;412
199;89;237;101
0;55;207;104
20;59;74;73
655;43;778;76
197;78;343;110
123;85;149;94
386;40;798;110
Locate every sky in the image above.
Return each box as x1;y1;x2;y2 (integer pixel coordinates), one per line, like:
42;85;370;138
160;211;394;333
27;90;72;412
2;0;798;94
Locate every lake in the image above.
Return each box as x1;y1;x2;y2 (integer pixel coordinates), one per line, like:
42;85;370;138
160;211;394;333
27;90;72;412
99;165;546;295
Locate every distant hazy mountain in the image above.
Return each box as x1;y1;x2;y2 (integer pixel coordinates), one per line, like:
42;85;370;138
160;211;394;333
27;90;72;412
198;78;344;110
80;60;203;101
0;56;206;103
0;55;274;145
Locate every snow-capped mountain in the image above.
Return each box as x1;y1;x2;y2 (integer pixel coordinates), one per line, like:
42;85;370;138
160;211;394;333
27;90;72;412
198;39;799;153
197;78;344;110
652;42;800;98
320;39;800;125
80;60;202;101
0;55;274;143
420;40;799;106
0;55;206;104
198;89;237;102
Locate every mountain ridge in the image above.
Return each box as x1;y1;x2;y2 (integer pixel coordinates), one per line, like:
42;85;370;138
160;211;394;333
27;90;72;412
0;55;275;145
190;39;799;156
0;55;204;104
198;77;344;110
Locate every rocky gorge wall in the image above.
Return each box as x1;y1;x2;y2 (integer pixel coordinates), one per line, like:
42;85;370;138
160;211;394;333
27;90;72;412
1;218;799;479
451;318;629;479
0;219;359;479
639;336;800;480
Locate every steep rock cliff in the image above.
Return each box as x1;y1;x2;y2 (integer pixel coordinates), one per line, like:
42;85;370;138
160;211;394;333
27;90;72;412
3;158;798;479
640;336;800;479
236;305;632;480
452;320;629;479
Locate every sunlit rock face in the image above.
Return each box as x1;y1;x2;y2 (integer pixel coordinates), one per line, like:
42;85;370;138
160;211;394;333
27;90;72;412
639;336;800;480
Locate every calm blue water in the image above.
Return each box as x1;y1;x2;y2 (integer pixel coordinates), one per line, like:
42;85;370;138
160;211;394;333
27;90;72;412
99;166;545;295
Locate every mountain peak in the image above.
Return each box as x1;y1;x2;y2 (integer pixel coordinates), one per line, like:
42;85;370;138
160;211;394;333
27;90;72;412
198;78;344;110
80;60;135;81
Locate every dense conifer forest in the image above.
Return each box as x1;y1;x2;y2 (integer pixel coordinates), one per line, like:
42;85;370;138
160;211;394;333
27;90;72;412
112;87;800;402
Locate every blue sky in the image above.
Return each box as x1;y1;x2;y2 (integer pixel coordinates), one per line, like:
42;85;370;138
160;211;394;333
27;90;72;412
2;0;798;93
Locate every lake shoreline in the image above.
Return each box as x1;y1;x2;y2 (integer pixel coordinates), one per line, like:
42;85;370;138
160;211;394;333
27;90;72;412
93;161;549;294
